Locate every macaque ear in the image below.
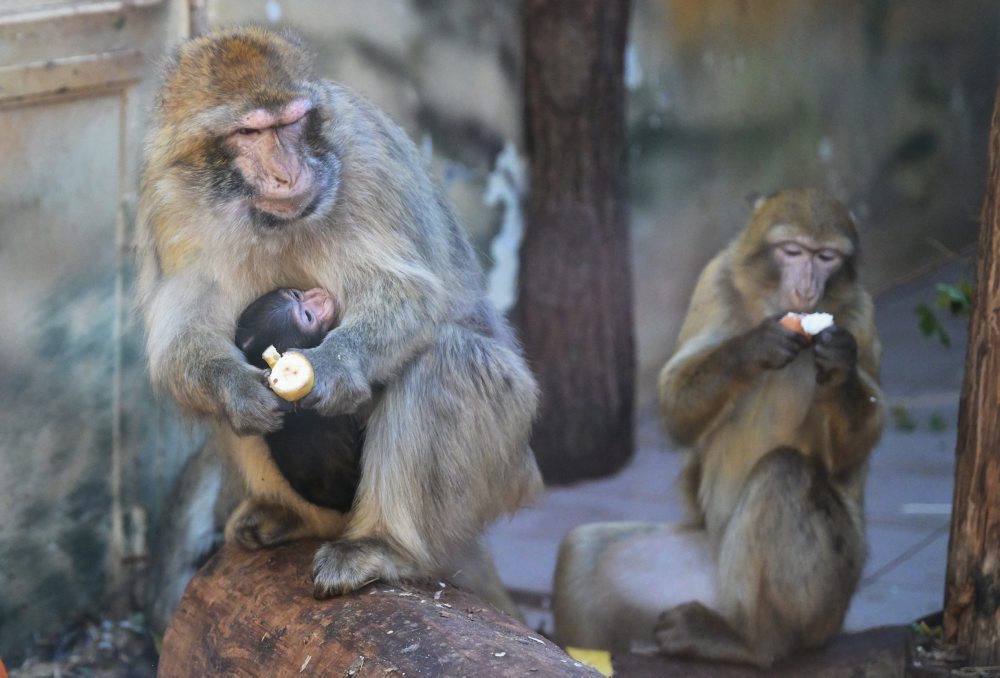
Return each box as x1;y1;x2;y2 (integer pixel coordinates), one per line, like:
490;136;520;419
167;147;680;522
746;191;768;212
237;331;258;354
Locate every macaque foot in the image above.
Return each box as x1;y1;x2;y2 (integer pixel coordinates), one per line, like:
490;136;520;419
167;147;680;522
226;499;306;550
312;538;411;599
655;601;766;666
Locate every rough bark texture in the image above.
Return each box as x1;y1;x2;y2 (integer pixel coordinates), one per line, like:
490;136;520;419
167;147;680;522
158;542;597;677
942;83;1000;666
516;0;635;483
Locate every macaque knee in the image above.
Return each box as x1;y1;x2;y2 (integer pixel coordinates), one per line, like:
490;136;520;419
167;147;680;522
553;522;717;652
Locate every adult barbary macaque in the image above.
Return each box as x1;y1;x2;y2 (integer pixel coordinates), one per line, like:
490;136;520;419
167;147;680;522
137;27;541;605
552;188;883;665
655;188;885;665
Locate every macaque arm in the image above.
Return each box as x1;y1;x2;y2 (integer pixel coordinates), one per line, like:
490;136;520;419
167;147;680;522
659;335;760;447
659;257;760;447
316;253;447;385
823;369;884;471
806;300;886;474
142;271;248;418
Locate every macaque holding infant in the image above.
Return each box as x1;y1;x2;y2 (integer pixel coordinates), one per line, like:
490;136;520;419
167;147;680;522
136;26;541;612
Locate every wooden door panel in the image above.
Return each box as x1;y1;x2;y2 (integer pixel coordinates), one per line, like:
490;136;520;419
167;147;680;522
0;0;178;661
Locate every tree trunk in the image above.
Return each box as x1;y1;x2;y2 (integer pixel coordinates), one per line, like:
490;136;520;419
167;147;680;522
516;0;635;483
158;541;597;677
942;82;1000;665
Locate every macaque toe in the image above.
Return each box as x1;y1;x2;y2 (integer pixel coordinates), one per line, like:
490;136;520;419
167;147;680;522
654;602;703;655
228;501;304;550
311;538;403;599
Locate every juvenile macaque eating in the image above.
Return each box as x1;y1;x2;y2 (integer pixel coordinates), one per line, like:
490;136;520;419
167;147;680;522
554;188;885;666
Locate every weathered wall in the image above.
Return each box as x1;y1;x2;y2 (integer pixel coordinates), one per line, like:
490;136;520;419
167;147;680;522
0;0;189;662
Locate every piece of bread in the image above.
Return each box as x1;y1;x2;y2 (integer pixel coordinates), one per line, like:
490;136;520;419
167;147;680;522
780;312;834;338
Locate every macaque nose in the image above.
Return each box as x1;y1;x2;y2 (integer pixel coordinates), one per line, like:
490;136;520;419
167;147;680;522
790;287;820;312
270;162;296;188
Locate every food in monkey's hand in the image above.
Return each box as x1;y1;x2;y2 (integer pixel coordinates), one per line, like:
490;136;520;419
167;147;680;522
262;345;315;401
780;312;834;338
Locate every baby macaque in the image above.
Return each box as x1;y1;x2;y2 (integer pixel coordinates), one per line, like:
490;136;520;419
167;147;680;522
235;288;364;513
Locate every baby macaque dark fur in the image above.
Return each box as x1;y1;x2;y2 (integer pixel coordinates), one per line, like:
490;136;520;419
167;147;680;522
236;288;363;513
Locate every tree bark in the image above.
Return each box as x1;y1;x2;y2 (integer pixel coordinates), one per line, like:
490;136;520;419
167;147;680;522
516;0;635;483
942;82;1000;665
158;542;597;677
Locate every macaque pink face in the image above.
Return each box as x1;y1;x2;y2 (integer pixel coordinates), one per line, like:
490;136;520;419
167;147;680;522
770;232;849;313
286;287;337;336
225;99;321;220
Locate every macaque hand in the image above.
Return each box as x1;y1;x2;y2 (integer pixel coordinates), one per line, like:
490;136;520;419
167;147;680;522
813;326;858;385
219;361;289;435
745;314;811;371
296;346;372;416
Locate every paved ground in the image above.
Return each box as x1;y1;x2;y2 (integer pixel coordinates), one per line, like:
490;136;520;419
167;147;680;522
487;258;973;636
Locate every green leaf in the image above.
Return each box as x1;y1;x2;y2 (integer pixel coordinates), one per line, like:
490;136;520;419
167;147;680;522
892;406;917;432
928;413;948;432
935;282;972;316
915;305;951;346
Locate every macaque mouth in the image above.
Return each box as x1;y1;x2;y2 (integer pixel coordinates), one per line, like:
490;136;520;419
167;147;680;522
250;194;322;228
254;192;317;218
249;167;330;226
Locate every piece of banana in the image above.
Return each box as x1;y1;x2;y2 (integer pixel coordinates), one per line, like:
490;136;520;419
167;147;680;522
262;345;314;401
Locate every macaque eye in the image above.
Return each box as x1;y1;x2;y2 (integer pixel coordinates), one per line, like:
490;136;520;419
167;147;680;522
817;250;841;264
237;127;261;136
304;309;314;324
779;245;803;257
290;290;303;300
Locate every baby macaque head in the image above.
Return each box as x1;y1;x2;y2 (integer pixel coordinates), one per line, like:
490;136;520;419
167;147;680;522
236;288;337;369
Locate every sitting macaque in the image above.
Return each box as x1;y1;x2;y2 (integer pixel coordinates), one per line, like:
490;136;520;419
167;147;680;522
137;27;541;614
554;188;885;666
235;288;365;513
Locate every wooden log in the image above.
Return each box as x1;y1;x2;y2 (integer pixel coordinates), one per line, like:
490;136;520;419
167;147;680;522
158;541;598;677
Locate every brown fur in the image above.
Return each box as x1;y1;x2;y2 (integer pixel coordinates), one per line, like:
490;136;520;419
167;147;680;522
654;188;885;666
136;27;541;615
